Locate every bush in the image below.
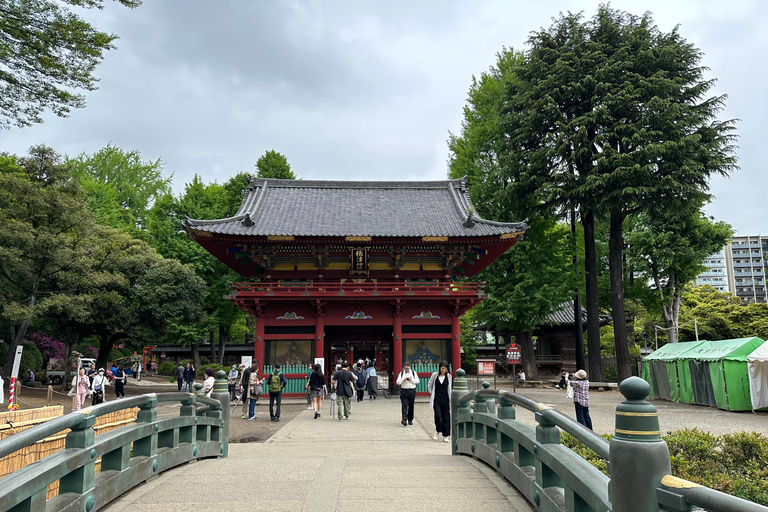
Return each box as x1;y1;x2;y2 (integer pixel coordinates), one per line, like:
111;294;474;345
564;428;768;506
0;342;44;376
602;365;618;382
157;361;177;376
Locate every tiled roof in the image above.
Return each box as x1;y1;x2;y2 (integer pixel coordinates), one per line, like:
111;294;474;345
183;178;526;238
543;301;611;327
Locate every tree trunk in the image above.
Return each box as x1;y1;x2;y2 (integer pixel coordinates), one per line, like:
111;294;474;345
245;316;254;343
62;339;74;392
4;319;30;379
191;343;201;370
209;331;216;363
97;333;111;370
609;210;631;382
582;209;603;381
217;325;227;365
515;331;538;380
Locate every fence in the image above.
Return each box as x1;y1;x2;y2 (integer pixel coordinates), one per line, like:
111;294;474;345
452;371;768;512
0;372;230;512
0;406;139;500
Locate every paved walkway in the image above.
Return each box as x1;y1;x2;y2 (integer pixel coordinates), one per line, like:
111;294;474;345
104;397;533;512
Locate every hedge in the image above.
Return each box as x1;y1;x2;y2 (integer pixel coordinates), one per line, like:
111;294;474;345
561;428;768;506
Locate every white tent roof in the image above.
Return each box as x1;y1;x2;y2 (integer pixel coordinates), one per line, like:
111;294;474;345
747;341;768;411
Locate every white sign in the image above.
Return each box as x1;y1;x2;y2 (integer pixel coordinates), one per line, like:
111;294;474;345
314;357;325;370
241;356;252;368
10;346;23;379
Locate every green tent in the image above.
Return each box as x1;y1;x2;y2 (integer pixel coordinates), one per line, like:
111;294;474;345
642;340;706;402
682;337;765;411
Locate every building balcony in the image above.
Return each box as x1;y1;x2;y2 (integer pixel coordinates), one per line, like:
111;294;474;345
229;280;485;300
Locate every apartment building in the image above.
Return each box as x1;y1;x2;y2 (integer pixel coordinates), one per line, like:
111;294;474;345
728;235;768;304
695;235;768;304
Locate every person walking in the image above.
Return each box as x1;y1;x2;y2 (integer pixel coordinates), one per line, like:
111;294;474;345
175;363;185;391
396;362;419;426
87;363;97;386
266;364;287;422
91;368;109;405
306;363;326;419
114;365;127;399
70;368;90;411
227;364;239;400
354;363;366;402
332;362;355;421
305;364;314;410
202;367;215;397
246;363;262;420
238;363;252;419
366;363;378;400
183;363;196;393
566;370;592;430
136;362;142;381
427;361;452;442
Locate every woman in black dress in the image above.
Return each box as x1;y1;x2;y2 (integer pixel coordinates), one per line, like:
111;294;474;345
114;365;126;398
427;361;452;443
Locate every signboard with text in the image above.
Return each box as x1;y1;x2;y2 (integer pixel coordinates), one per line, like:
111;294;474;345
477;359;495;376
507;344;521;365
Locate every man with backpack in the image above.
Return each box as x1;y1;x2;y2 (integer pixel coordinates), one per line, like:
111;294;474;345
267;364;287;422
355;363;366;402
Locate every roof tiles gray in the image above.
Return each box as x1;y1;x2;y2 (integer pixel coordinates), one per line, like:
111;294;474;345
184;178;526;238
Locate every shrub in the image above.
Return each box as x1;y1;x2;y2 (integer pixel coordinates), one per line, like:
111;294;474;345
157;361;177;376
602;365;618;382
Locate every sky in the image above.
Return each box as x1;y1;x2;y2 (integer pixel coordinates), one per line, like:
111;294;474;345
2;0;766;235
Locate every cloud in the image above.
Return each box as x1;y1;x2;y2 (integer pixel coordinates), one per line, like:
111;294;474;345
2;0;766;234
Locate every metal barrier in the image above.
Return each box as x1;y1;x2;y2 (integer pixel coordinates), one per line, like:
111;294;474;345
451;369;768;512
0;371;230;512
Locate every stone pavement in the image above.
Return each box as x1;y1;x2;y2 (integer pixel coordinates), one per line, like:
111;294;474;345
104;397;534;512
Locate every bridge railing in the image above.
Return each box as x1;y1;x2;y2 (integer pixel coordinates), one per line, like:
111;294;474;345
0;371;230;512
451;370;768;512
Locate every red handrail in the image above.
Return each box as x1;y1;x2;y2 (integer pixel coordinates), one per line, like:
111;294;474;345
229;281;483;296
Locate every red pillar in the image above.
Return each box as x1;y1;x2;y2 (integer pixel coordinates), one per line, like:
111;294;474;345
315;315;324;370
254;315;265;378
451;315;461;374
393;315;402;378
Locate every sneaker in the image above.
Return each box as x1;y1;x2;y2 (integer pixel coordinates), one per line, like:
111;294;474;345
408;421;413;426
443;436;450;443
433;432;439;441
401;420;407;426
306;405;313;410
248;416;258;421
240;415;246;419
314;411;319;419
338;418;343;421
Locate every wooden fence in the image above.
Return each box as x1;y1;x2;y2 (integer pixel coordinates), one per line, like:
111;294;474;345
0;406;138;499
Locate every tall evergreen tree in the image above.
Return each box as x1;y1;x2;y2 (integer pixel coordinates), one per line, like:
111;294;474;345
255;150;295;179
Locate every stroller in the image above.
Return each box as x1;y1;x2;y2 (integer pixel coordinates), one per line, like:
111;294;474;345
92;388;104;406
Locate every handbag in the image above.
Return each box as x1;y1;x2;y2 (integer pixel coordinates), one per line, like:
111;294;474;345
251;383;263;396
565;381;574;399
330;391;337;401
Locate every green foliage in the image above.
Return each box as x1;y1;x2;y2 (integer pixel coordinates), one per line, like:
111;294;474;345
255;150;295;179
0;342;44;374
0;0;140;129
677;286;768;341
564;428;768;505
67;144;170;231
157;361;177;376
459;312;479;368
602;365;618;382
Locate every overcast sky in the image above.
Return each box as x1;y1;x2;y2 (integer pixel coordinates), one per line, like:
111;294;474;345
3;1;765;234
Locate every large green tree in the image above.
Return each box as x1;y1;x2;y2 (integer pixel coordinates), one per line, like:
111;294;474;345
626;209;732;343
255;150;295;179
500;6;737;381
67;144;171;232
0;146;104;376
0;0;141;129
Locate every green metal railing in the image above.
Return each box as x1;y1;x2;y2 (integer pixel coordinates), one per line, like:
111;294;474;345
452;370;768;512
0;371;230;512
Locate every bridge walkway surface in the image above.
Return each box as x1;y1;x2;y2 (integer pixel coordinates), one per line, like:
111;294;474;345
103;397;533;512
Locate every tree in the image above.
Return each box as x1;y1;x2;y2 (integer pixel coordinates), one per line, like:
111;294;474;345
626;210;732;342
67;144;170;231
678;286;768;342
501;6;737;381
0;0;141;129
0;146;100;376
255;150;295;179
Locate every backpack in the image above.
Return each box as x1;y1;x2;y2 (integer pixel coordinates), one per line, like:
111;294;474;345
268;371;283;393
357;369;366;388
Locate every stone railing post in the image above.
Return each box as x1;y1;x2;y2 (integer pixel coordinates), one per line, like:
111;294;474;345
210;370;230;457
451;369;469;455
609;376;671;512
59;409;96;500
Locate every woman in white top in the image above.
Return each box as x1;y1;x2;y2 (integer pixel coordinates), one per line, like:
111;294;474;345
91;368;109;405
202;367;215;397
427;361;452;442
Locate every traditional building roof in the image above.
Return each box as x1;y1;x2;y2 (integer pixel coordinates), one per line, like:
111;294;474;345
541;301;611;328
183;178;526;238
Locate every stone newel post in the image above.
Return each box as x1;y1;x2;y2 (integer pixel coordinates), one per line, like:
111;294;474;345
609;376;671;512
451;368;469;455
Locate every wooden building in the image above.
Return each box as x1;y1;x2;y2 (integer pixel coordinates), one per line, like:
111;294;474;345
184;178;526;393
